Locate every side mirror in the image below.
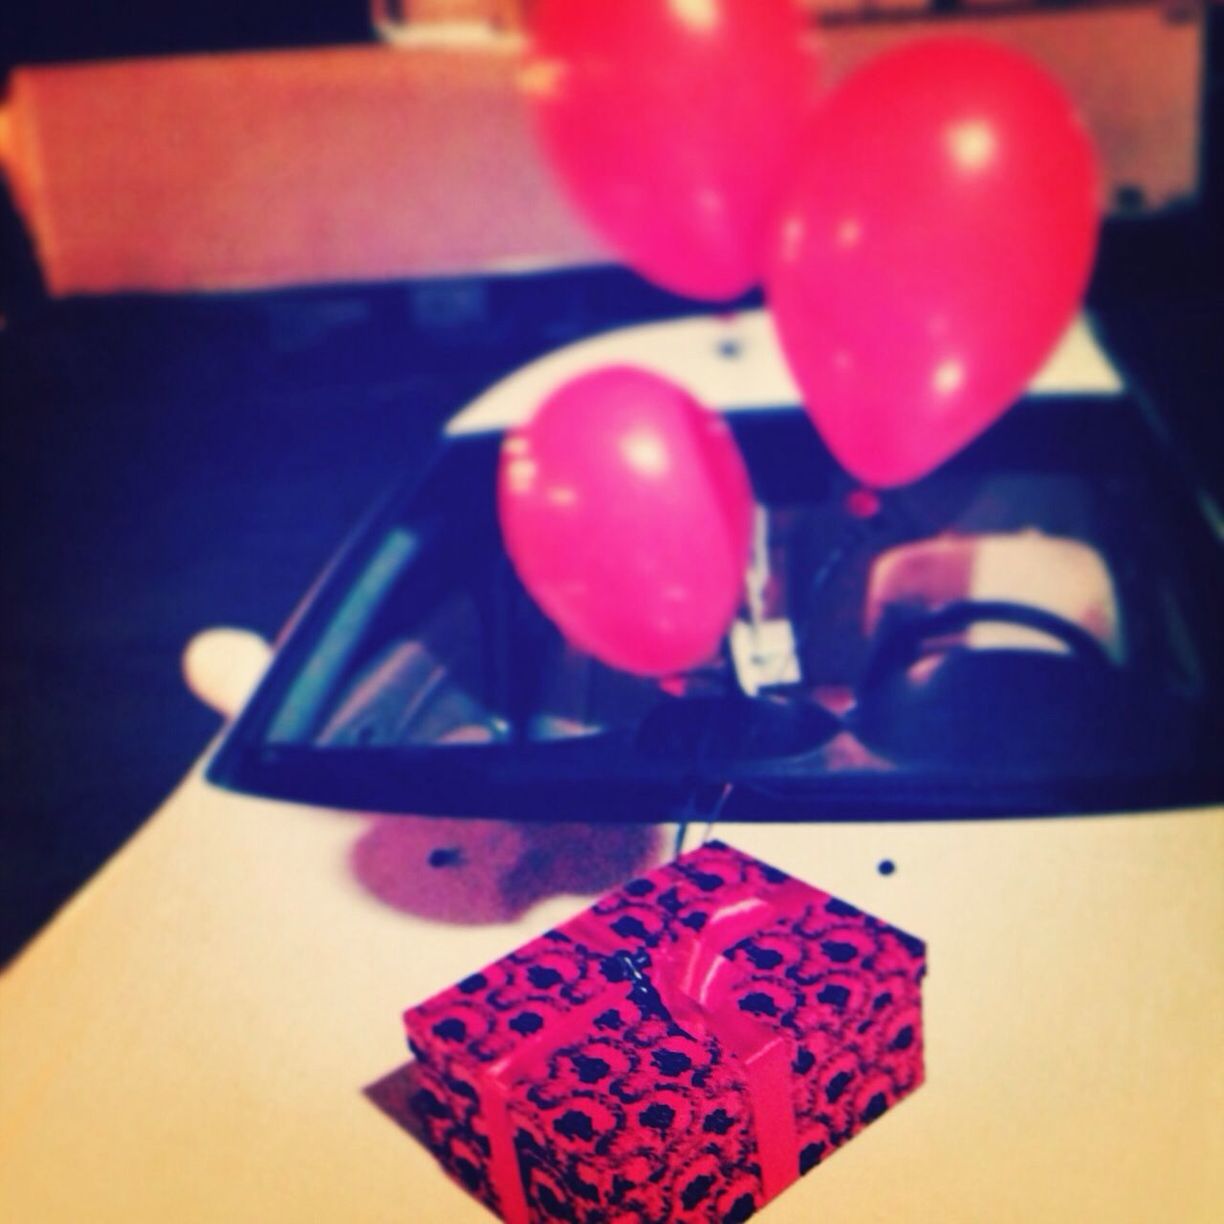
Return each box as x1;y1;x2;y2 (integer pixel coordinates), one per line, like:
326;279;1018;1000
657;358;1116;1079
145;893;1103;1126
182;627;272;719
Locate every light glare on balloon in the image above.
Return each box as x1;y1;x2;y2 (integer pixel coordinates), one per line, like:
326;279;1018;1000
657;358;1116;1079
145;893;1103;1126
932;359;966;397
669;0;720;35
835;218;862;249
946;119;998;173
620;428;671;478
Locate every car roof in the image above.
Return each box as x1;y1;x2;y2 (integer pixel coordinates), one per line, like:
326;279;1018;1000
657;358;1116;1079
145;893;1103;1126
446;308;1123;437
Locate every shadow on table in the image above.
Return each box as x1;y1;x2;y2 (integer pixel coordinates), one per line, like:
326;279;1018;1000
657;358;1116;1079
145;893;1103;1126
349;818;665;925
364;1061;431;1147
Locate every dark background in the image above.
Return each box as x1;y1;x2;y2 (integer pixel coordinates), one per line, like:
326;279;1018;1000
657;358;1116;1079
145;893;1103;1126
1;3;1222;966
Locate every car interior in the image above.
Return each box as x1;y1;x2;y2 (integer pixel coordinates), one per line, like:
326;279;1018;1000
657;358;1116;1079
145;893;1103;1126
213;394;1223;820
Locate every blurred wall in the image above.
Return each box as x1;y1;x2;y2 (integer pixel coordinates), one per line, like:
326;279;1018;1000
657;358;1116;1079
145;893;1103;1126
0;2;1206;297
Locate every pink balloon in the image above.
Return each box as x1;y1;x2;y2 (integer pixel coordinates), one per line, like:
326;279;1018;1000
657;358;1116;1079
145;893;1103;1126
523;0;817;301
768;37;1101;488
498;367;753;676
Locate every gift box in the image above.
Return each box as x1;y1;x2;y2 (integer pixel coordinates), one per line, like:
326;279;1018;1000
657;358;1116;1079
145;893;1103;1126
403;841;925;1223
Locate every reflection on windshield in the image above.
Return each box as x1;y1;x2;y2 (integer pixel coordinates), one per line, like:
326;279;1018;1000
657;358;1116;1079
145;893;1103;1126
270;528;421;742
322;595;509;747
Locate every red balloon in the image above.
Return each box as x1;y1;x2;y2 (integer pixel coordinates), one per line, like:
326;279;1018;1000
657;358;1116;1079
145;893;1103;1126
523;0;817;301
767;37;1101;487
498;367;753;676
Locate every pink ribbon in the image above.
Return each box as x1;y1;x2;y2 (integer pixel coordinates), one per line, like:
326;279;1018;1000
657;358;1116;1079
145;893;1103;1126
477;881;813;1223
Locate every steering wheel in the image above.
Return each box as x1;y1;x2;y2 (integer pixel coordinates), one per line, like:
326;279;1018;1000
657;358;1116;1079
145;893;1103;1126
859;599;1115;691
851;599;1133;774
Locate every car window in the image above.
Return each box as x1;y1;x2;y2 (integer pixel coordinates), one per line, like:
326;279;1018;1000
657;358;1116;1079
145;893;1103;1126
221;401;1224;819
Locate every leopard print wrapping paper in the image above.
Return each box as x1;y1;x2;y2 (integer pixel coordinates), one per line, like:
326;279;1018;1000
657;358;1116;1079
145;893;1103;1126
403;841;926;1223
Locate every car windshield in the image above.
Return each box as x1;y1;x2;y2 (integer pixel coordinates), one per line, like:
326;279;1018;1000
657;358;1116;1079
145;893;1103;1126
212;400;1224;821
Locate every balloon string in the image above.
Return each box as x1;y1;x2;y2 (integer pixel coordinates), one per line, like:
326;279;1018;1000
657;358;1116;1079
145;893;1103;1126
673;782;733;857
673;821;688;858
700;782;733;846
792;488;892;662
